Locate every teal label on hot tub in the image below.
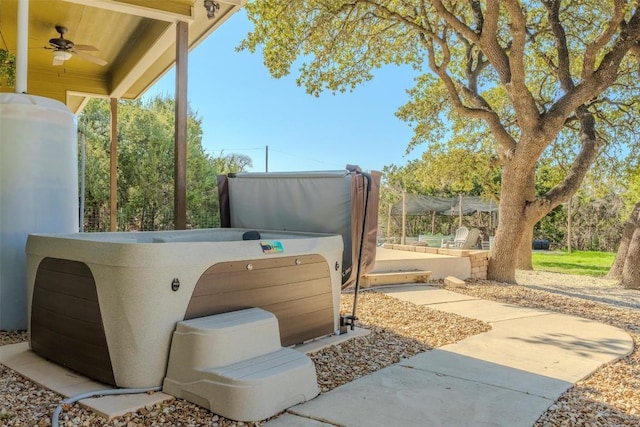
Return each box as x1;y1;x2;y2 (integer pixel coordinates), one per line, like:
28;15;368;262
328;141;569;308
260;241;283;254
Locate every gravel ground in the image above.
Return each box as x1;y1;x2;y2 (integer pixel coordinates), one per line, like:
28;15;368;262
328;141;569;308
1;270;639;426
0;292;489;426
515;270;640;311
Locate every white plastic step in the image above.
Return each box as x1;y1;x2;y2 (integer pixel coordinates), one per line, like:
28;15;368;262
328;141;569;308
162;308;319;421
165;308;281;376
164;347;318;421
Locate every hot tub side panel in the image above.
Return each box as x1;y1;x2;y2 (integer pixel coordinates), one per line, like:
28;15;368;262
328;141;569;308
185;254;335;347
30;257;116;385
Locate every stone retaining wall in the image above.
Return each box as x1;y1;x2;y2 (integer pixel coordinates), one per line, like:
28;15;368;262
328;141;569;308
381;243;490;280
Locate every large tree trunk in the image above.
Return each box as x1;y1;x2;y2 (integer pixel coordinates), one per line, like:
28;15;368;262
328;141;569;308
607;202;640;278
488;163;536;282
621;225;640;289
516;226;534;270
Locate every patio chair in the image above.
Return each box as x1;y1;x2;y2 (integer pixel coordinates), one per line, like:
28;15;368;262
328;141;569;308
442;227;469;248
443;227;482;249
460;228;482;249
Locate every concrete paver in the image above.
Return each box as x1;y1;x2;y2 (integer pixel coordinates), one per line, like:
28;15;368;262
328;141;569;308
384;285;551;321
398;349;571;399
277;364;555;427
264;286;633;427
424;298;553;322
379;285;480;305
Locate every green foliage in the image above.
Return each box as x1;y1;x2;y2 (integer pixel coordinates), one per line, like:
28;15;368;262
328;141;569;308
78;99;112;229
212;152;253;175
531;251;615;277
382;162;431;195
534;205;566;247
240;1;640;194
240;1;422;96
533;172;624;252
0;49;15;87
241;1;640;277
78;96;252;231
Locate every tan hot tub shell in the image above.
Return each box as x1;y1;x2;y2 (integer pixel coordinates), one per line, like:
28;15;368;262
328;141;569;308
26;228;343;388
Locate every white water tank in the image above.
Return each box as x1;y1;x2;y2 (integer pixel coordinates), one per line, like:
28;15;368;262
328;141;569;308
0;93;78;330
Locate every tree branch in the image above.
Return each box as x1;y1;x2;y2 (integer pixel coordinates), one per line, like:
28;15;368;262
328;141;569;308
429;0;481;44
503;0;540;131
470;0;512;84
528;133;600;221
582;0;626;79
544;7;640;137
421;33;517;157
460;36;488;93
468;0;484;34
630;42;640;77
344;0;425;34
544;0;574;92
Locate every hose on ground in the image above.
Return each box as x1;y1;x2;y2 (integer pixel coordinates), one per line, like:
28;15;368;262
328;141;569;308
51;386;162;427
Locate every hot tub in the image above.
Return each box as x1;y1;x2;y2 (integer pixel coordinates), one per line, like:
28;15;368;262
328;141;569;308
26;228;343;388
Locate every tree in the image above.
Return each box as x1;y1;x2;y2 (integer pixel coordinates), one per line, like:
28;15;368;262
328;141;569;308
117;98;175;229
213;152;253;175
240;0;640;282
79;96;250;230
0;49;16;87
380;163;425;243
608;203;640;279
78;99;112;230
608;160;640;287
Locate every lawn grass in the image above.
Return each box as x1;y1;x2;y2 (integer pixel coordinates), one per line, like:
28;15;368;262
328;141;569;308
531;250;616;277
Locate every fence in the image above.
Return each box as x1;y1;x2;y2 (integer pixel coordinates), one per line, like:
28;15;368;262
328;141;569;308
82;206;220;232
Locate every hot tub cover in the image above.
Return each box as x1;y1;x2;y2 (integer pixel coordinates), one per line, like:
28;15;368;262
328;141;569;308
218;165;380;288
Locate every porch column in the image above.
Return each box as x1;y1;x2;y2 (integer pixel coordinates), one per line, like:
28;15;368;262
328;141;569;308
174;20;188;230
110;97;118;231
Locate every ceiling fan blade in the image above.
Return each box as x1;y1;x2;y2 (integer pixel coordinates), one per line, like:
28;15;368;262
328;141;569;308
73;50;107;66
73;44;99;52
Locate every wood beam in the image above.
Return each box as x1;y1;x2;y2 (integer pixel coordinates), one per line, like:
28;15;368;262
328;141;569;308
217;0;247;5
26;67;109;105
174;21;188;230
110;98;118;231
61;0;194;22
109;21;176;99
66;93;94;115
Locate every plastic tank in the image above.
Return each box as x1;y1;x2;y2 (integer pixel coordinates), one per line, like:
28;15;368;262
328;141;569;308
0;93;78;330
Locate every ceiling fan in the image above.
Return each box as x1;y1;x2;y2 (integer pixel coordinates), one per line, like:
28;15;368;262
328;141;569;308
46;25;107;66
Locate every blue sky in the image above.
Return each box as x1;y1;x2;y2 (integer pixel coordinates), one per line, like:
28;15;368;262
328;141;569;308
144;9;423;173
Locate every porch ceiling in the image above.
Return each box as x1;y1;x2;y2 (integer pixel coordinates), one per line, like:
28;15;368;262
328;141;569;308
0;0;245;113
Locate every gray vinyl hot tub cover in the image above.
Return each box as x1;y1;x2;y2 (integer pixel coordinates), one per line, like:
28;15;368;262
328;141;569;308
217;166;380;288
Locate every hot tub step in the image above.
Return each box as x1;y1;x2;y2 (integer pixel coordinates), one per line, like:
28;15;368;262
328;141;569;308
163;347;318;421
165;308;282;373
361;270;432;287
162;308;319;421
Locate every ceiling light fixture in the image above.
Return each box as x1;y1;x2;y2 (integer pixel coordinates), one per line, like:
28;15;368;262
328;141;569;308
53;50;72;61
203;0;220;19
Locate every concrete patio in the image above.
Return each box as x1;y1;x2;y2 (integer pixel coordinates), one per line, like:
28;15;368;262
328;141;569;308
265;285;633;426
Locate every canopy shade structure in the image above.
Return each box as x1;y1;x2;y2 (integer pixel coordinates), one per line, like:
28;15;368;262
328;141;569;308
0;0;245;113
391;194;499;216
